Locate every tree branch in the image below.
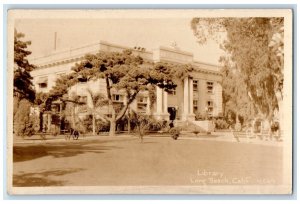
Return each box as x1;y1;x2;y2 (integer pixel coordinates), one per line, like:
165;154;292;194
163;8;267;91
116;91;138;121
93;110;111;122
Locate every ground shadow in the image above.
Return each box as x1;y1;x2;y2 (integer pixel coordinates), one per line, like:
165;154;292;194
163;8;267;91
13;139;121;163
140;141;157;144
13;168;84;187
193;135;219;138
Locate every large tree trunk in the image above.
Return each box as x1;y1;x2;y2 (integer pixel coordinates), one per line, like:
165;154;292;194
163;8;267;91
235;113;241;131
275;91;283;139
109;119;116;137
92;113;96;135
109;107;117;136
39;111;44;132
235;113;239;124
127;107;131;134
105;77;116;137
72;107;75;129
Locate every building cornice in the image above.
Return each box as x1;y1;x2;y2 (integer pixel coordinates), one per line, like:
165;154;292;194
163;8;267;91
157;46;193;56
31;41;222;78
193;68;222;76
193;60;222;69
99;40;153;55
35;57;222;77
36;57;85;69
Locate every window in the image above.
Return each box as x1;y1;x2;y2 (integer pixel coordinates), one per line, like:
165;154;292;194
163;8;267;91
50;104;59;113
37;76;48;89
137;104;147;113
137;96;147;103
137;96;148;113
193;80;198;92
112;94;123;102
39;83;47;88
193;100;198;113
207;100;213;116
78;77;87;83
207;81;214;93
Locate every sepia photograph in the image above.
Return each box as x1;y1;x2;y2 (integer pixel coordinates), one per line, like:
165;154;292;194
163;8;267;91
6;9;293;194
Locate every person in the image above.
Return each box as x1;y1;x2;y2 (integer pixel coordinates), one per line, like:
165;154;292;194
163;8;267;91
271;121;280;140
169;120;174;129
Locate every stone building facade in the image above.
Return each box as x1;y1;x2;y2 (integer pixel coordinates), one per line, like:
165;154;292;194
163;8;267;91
30;41;223;126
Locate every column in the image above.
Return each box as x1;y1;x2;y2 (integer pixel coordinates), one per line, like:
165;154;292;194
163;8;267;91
146;96;151;114
154;86;170;120
59;102;63;132
183;77;189;117
156;86;163;115
189;78;194;114
163;90;168;114
218;82;223;115
124;96;131;133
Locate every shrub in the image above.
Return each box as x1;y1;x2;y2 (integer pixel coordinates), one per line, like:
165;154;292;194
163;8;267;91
214;119;230;129
96;120;110;133
130;113;167;132
13;99;36;137
82;115;93;133
125;112;171;139
50;124;60;136
192;129;200;136
132;115;148;133
31;114;40;132
195;112;207;121
271;121;280;133
169;127;181;140
217;112;224;118
234;122;242;131
75;121;88;134
147;117;167;131
81;115;106;134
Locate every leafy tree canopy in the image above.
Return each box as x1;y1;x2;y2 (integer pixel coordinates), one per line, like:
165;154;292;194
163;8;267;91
191;17;284;121
46;49;189;136
14;29;36;102
48;50;192;103
220;56;255;123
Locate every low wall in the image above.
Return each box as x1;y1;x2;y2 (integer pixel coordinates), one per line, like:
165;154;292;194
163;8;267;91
191;120;215;132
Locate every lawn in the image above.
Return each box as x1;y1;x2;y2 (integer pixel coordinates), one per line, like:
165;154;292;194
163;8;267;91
13;136;283;187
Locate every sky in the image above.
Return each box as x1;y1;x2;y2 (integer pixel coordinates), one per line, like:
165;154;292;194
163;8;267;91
15;18;225;65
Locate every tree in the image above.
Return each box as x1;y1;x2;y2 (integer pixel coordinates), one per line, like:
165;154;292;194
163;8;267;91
191;17;284;125
130;111;149;143
63;93;87;133
86;88;108;135
13;99;36;137
220;56;256;126
34;92;49;132
14;29;36;102
47;50;178;136
13;30;37;137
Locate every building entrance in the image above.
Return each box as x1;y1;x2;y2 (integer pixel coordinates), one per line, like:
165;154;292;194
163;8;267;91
168;107;177;121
